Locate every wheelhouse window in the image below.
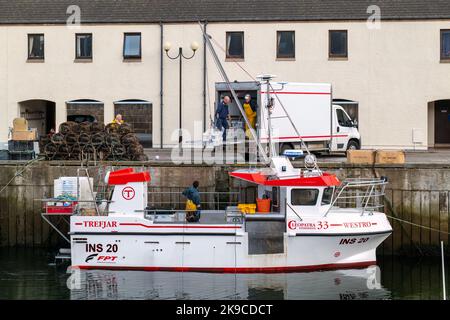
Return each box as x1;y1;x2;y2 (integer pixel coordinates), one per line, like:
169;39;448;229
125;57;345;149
76;33;93;59
321;187;334;205
329;30;348;58
291;189;319;206
123;33;142;59
441;30;450;61
277;31;295;59
226;32;244;59
28;34;45;60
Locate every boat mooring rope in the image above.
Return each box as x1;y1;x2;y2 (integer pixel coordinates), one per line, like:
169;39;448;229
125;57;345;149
385;214;450;236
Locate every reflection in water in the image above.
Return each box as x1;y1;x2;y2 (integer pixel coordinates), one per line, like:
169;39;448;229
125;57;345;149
69;268;389;300
0;249;448;300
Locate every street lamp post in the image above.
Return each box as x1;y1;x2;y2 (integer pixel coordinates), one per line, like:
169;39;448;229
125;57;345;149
164;41;199;143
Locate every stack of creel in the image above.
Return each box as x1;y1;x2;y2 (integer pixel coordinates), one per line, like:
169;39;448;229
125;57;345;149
39;121;148;161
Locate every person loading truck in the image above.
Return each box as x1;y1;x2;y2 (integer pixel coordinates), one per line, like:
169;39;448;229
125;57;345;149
243;94;257;137
215;96;231;141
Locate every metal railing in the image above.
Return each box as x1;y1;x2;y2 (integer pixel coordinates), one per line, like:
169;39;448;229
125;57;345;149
41;189;240;217
147;189;240;210
325;177;388;217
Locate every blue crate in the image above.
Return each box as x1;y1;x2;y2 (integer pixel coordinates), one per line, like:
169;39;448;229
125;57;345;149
8;140;34;152
0;150;9;160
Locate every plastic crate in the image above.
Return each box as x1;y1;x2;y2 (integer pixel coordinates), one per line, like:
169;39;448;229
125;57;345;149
0;150;9;160
44;201;77;215
8;140;34;152
9;151;35;161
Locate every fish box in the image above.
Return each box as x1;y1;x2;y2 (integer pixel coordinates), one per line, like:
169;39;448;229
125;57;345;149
8;140;34;152
12;129;37;141
44;201;76;214
347;150;375;165
375;150;405;164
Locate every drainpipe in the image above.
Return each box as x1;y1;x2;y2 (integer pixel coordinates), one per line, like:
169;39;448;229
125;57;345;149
203;21;208;132
160;22;164;148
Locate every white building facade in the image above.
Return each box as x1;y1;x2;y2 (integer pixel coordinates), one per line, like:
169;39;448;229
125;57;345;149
0;0;449;150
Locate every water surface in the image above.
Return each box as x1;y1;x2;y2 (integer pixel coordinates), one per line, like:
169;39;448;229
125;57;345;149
0;249;447;300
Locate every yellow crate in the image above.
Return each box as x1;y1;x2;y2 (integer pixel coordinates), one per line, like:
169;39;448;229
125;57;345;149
238;204;256;214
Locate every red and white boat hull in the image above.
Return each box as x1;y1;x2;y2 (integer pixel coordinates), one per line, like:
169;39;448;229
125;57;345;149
70;213;391;273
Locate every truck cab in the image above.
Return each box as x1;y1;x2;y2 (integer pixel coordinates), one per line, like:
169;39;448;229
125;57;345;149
331;104;361;152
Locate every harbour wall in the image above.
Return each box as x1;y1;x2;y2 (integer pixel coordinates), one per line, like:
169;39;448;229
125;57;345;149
0;160;448;256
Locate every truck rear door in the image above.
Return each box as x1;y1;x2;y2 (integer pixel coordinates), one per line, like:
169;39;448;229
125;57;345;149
259;82;332;145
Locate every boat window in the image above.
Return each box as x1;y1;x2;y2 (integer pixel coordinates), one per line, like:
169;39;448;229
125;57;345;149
291;189;319;206
321;187;334;205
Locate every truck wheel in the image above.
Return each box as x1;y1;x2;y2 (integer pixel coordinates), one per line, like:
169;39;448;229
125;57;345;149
347;140;360;151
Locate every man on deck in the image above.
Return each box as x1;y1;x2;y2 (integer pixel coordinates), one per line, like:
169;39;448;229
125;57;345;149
182;181;201;222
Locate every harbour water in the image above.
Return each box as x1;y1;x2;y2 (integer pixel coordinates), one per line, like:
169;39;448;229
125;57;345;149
0;249;447;300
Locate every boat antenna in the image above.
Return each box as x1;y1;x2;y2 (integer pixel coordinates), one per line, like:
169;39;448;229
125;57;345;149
199;22;270;165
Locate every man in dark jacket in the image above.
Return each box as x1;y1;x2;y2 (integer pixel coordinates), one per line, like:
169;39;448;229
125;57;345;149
182;181;201;222
215;96;231;141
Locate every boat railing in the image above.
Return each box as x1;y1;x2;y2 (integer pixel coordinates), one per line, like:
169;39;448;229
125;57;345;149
40;189;240;217
146;191;240;210
324;177;388;217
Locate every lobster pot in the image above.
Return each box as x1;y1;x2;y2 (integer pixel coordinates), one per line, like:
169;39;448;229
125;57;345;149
54;177;94;203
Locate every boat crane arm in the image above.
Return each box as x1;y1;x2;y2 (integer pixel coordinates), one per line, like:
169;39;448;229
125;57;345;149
199;22;270;164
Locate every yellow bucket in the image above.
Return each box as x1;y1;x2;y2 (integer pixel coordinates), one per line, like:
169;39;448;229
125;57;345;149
237;203;256;214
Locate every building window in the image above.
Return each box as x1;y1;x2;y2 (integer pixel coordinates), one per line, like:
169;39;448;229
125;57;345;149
277;31;295;59
28;34;44;60
441;30;450;61
76;33;93;59
291;189;319;206
226;32;244;59
123;33;141;59
329;30;348;58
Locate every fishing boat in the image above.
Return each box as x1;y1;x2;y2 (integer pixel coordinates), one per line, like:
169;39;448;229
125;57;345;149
43;26;392;273
63;156;392;273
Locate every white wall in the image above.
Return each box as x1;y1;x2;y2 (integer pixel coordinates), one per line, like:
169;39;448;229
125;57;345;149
0;20;449;149
0;24;161;144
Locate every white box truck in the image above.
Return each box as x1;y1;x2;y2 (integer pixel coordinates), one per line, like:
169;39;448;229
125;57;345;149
213;81;361;154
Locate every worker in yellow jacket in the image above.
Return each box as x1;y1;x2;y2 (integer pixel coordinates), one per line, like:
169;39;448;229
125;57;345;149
111;114;124;125
243;94;257;138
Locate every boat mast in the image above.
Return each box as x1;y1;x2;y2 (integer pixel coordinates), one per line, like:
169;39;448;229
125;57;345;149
258;75;277;159
200;23;270;164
